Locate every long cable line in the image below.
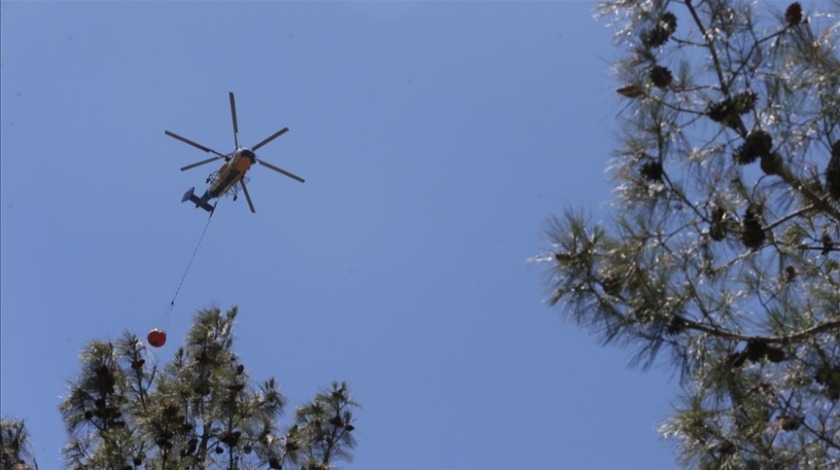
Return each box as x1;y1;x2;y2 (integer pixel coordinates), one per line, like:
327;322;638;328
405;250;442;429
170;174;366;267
155;203;217;332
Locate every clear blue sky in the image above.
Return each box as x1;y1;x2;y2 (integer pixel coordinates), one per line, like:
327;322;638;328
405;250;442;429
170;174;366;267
1;1;679;468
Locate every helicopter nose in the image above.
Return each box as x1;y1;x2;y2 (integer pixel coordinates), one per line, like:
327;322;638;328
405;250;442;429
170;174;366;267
237;148;257;162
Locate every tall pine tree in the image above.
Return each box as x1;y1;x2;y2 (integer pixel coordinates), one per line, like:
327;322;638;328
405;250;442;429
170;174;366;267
539;1;839;467
1;418;38;470
59;307;358;470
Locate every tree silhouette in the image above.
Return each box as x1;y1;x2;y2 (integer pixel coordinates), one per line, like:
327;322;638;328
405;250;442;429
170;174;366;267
539;1;839;467
59;306;358;469
1;418;38;470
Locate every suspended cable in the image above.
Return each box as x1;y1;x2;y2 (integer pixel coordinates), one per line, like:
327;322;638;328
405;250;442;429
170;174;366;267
169;205;216;307
150;203;217;347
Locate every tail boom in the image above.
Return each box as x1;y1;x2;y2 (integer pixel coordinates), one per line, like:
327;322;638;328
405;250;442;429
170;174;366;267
181;187;214;213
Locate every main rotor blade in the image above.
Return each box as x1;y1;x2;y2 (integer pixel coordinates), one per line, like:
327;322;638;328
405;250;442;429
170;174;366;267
229;92;239;149
165;130;227;157
180;155;224;171
251;127;289;151
240;180;256;213
257;159;305;183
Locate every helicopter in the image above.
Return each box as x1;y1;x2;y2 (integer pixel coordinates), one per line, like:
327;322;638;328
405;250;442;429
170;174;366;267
165;92;304;213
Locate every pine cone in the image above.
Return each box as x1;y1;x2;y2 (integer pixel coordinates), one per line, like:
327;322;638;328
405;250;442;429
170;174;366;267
815;364;840;400
733;145;759;165
661;12;677;33
640;160;664;182
707;101;731;123
745;339;768;363
185;438;198;455
666;316;685;335
760;152;783;175
822;234;835;255
602;275;623;297
641;12;678;48
783;266;796;283
785;2;803;26
731;90;758;114
734;130;773;165
708;92;755;130
765;346;785;363
776;414;801;431
649;66;673;88
642;27;669;48
710;207;728;241
741;205;765;249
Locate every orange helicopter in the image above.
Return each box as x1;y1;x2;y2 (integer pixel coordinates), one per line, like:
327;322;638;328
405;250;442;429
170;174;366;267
165;92;304;213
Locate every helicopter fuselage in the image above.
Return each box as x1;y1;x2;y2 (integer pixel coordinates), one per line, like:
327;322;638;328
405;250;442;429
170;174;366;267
182;148;257;212
208;148;256;198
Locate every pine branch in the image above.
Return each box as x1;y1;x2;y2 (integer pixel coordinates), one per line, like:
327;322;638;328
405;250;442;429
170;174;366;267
680;317;840;345
684;0;745;136
542;1;840;464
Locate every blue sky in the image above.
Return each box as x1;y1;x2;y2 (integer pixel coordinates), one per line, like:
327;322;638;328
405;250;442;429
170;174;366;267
1;1;679;468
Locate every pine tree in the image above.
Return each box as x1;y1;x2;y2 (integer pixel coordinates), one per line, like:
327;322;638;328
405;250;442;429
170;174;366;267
539;1;839;467
1;418;38;470
59;307;359;470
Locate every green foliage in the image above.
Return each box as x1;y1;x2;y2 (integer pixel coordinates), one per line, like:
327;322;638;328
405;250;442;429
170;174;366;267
540;0;839;467
290;382;358;469
1;418;38;470
59;307;359;470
